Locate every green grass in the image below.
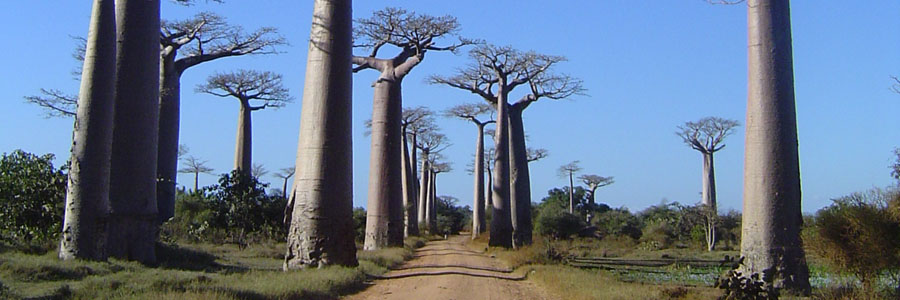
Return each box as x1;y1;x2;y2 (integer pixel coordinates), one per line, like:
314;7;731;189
0;237;425;299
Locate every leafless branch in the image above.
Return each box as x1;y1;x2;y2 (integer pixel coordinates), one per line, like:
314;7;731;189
23;89;77;118
197;69;293;108
526;148;549;162
676;117;740;153
558;160;582;178
178;155;214;174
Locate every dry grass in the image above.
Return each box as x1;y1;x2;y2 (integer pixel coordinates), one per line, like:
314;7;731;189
0;237;425;299
529;265;720;300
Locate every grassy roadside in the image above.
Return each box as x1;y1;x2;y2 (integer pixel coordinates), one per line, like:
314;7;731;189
0;237;427;299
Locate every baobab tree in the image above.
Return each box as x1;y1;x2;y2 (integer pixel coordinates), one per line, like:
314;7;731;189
106;0;161;264
400;107;434;237
415;131;449;233
431;44;584;247
677;116;739;251
251;163;268;179
178;155;214;193
285;0;357;269
196;70;292;173
526;148;549;162
428;161;452;232
707;0;811;291
445;103;494;238
353;7;474;250
578;174;614;206
59;0;116;261
157;12;285;222
273;167;295;199
558;161;582;214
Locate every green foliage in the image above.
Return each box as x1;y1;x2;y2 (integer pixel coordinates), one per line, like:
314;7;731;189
352;207;366;243
434;196;470;235
0;150;66;245
715;267;778;300
806;188;900;288
593;208;643;240
638;202;716;249
535;207;585;240
892;148;900;182
537;186;592;215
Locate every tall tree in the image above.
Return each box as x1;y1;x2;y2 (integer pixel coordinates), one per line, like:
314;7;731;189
400;107;433;237
677;116;739;251
578;174;614;205
428;161;452;232
445;103;494;238
273;167;295;199
415;131;449;233
157;12;285;222
59;0;116;261
557;161;582;214
106;0;161;264
431;44;583;247
738;0;810;291
196;70;292;173
353;7;474;250
178;155;213;193
251;163;268;179
284;0;357;269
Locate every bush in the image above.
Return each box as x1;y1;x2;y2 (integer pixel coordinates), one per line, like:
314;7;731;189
0;150;66;245
806;188;900;289
536;205;585;240
593;208;642;240
434;196;469;236
352;207;366;243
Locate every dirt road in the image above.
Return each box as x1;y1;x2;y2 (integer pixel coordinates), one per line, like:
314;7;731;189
345;235;551;300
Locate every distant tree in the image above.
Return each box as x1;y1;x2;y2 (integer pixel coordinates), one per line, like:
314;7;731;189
58;0;116;261
354;7;474;250
558;161;582;214
273;167;295;199
251;163;268;179
445;103;494;238
401;106;434;237
428;161;452;232
431;44;585;247
285;0;357;269
578;174;614;205
157;11;285;222
677;116;739;251
178;155;214;193
197;70;292;173
414;131;449;233
892;148;900;182
891;76;900;94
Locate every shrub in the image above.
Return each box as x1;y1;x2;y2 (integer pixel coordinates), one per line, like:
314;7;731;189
352;207;366;243
806;187;900;289
593;208;642;240
0;150;66;245
535;205;585;240
435;196;469;235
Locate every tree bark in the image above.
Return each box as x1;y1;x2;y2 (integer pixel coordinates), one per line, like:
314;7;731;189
740;0;810;292
401;129;419;236
364;76;404;249
472;124;486;237
282;177;289;199
429;170;437;232
107;0;161;264
702;151;717;251
485;158;492;214
568;172;575;214
234;101;253;172
59;0;116;261
193;171;199;194
284;0;357;269
156;59;182;223
417;157;430;232
508;104;532;246
489;87;512;248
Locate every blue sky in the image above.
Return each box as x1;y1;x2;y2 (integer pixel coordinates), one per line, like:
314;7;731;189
2;1;898;214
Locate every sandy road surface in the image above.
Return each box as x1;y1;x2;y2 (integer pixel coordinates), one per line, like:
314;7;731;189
344;235;552;300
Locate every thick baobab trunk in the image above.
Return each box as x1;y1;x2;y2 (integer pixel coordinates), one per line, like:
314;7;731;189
107;0;161;264
281;177;289;199
234;101;253;172
490;90;512;248
430;171;440;232
59;0;116;261
702;151;717;252
401;131;419;236
472;124;486;237
568;172;575;214
740;0;810;292
417;157;430;231
508;105;532;246
193;172;200;194
410;133;418;195
156;61;182;223
284;0;357;269
364;77;404;249
485;160;492;213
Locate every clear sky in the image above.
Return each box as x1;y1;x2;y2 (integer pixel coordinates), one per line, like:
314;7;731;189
2;1;898;214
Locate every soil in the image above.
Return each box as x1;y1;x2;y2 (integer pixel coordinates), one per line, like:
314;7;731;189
345;235;552;300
